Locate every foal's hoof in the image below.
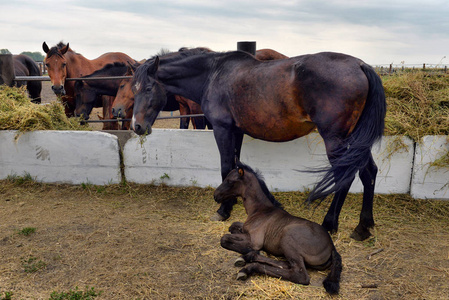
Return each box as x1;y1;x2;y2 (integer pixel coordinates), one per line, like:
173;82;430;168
210;212;227;221
236;271;248;281
234;257;246;267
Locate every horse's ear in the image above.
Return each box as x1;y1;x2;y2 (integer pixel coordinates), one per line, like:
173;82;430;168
42;42;49;53
127;61;137;74
147;56;160;76
238;167;244;177
60;43;69;55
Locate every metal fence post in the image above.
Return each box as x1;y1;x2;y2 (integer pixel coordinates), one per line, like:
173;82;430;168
0;54;14;86
237;41;256;55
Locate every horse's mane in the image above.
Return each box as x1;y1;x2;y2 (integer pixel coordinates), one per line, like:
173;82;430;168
46;42;74;58
237;161;283;209
133;47;212;91
82;62;128;78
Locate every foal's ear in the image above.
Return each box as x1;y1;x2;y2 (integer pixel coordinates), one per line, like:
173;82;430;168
238;167;244;177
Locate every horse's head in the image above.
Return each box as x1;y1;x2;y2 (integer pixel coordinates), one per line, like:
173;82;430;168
74;80;97;120
112;62;139;119
131;57;167;135
43;41;69;95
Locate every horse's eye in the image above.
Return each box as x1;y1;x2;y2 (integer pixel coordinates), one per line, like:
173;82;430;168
62;63;67;67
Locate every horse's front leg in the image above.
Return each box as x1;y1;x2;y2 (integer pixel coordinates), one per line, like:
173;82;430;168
220;233;253;255
210;126;244;221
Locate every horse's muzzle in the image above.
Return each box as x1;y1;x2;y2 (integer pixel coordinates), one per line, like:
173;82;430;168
111;107;125;119
51;85;66;95
132;123;152;136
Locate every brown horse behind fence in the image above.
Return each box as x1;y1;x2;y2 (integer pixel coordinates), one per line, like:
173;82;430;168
42;42;135;124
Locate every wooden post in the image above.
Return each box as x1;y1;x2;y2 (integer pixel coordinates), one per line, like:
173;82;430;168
237;41;256;55
0;54;14;86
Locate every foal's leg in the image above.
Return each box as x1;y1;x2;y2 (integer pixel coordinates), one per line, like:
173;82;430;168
228;222;244;234
220;233;253;255
237;251;290;269
238;259;310;285
351;153;377;241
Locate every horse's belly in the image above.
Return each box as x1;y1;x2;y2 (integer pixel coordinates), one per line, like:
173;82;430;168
240;119;316;142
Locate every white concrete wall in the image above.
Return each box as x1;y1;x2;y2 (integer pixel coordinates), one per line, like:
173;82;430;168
411;136;449;199
0;131;121;185
123;130;415;194
0;129;448;200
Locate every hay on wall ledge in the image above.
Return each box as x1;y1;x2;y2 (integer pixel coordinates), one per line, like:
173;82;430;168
0;85;89;132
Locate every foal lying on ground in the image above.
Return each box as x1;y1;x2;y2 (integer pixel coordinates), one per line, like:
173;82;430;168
214;162;342;294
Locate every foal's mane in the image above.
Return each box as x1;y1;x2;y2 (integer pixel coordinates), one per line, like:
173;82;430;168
237;162;283;209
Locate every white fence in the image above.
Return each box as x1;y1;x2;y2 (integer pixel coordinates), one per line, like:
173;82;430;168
0;130;448;200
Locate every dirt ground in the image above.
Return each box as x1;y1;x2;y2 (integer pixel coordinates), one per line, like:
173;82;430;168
0;82;448;299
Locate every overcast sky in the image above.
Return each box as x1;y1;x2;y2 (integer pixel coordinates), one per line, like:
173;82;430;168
1;0;449;66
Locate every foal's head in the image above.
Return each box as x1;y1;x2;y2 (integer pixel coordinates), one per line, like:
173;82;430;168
214;162;282;208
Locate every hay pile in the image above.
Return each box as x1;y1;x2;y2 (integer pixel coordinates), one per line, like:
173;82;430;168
0;85;89;132
383;72;449;141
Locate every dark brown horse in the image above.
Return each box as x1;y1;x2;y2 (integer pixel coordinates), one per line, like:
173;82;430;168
112;48;286;130
42;42;134;117
110;63;206;130
215;162;342;294
112;54;210;130
13;54;42;103
131;49;386;241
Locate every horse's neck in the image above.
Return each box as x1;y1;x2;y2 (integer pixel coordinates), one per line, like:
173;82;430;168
157;56;212;103
65;51;90;78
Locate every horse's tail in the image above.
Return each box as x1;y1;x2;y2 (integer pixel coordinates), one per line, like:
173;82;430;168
323;248;342;294
307;63;386;201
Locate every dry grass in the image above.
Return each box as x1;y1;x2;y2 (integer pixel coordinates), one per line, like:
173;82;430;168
383;72;449;141
1;180;448;299
0;85;89;133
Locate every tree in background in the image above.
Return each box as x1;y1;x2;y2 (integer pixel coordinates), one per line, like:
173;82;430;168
0;49;44;61
20;51;45;61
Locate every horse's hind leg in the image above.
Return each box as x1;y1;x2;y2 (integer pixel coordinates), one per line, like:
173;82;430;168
322;184;351;234
351;153;377;241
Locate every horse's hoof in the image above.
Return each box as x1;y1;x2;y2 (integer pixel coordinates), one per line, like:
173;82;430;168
210;212;227;221
234;257;246;267
350;228;372;241
236;271;248;281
